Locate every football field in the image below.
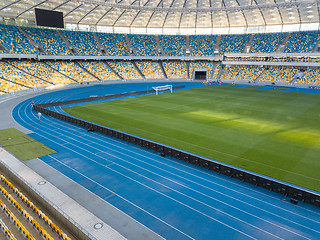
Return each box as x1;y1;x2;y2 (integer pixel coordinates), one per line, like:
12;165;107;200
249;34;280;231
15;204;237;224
64;86;320;192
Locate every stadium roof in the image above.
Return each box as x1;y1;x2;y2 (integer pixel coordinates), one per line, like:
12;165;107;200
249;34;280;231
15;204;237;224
0;0;319;34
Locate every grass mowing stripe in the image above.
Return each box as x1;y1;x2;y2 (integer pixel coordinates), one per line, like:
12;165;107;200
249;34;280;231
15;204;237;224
0;128;56;161
64;86;320;192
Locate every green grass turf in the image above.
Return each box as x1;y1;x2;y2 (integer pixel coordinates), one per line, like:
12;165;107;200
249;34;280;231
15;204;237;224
0;128;56;161
64;86;320;192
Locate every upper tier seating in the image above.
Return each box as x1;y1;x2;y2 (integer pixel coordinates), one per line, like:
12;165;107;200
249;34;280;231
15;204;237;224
221;65;263;81
135;61;164;79
1;24;320;56
96;33;129;56
189;35;217;56
107;61;143;80
162;61;187;79
78;61;120;81
219;34;250;53
260;67;298;83
129;35;159;56
46;61;97;83
189;61;215;78
8;60;74;85
159;35;186;56
251;32;286;53
285;31;320;53
61;30;102;56
22;27;72;55
0;61;49;88
0;24;37;54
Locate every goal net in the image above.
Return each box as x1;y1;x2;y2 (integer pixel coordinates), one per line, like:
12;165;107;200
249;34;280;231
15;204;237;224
152;85;173;95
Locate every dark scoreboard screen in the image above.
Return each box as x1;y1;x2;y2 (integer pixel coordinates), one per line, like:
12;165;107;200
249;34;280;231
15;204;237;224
35;8;64;28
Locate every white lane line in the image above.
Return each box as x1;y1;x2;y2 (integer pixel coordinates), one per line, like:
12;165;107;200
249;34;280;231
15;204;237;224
46;104;320;229
35;93;320;222
23;88;320;238
22;98;257;240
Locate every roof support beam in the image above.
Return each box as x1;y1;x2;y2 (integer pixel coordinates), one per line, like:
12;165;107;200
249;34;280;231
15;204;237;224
77;5;99;24
16;0;48;18
75;0;318;13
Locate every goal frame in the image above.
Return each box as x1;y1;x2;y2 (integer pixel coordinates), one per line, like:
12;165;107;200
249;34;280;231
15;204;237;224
152;85;173;95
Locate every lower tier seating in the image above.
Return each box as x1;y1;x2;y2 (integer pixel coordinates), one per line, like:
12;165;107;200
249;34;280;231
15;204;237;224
221;65;263;81
260;67;298;83
0;79;28;93
107;61;143;80
78;61;120;81
212;64;221;80
135;61;164;79
45;61;97;83
162;61;188;79
0;61;50;89
189;61;215;79
1;59;319;94
297;68;320;85
8;60;74;85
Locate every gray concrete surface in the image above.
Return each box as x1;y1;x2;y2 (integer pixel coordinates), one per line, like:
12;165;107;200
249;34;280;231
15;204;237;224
0;87;164;240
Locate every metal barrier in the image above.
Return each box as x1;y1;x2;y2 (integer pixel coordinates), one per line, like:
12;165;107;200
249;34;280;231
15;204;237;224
33;87;320;208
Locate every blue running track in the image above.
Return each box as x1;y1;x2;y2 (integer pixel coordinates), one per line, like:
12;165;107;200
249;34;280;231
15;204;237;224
12;82;320;239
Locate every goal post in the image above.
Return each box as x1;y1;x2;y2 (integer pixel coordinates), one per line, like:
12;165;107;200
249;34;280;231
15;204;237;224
152;85;173;95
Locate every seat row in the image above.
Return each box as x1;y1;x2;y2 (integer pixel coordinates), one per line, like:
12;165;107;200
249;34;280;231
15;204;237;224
0;218;16;240
0;200;35;240
0;184;54;240
0;175;71;240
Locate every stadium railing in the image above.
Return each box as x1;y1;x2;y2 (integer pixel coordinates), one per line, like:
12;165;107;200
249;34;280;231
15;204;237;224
33;88;320;209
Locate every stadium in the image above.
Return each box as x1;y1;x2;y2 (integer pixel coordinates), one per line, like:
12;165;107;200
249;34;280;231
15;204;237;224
0;0;320;239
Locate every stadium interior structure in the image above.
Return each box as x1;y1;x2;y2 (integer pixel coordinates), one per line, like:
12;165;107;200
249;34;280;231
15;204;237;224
0;0;320;240
0;24;320;93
